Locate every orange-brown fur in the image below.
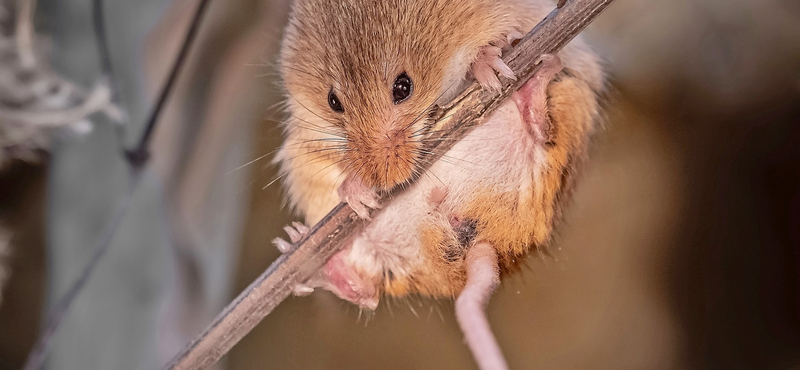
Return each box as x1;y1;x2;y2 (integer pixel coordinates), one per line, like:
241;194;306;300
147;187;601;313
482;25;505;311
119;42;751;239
441;76;600;289
372;73;601;299
277;0;542;216
276;0;605;302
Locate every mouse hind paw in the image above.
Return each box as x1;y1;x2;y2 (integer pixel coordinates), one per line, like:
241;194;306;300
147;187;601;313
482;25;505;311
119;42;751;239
512;54;564;143
272;221;311;253
273;222;317;295
273;222;379;308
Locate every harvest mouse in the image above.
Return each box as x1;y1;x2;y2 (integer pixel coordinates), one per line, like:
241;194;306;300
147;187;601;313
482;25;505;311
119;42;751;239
273;0;605;368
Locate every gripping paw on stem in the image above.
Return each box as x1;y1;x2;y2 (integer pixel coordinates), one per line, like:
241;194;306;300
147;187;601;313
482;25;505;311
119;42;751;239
471;45;516;92
511;54;564;143
338;174;381;220
272;222;315;295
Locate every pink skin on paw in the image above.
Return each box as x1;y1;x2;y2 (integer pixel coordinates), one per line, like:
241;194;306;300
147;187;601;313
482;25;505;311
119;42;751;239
456;242;508;370
338;174;381;220
318;252;379;310
511;54;563;143
273;221;379;307
472;45;516;92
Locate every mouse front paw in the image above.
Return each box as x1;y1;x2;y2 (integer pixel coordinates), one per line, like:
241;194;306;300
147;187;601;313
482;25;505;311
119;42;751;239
337;175;381;220
471;45;516;92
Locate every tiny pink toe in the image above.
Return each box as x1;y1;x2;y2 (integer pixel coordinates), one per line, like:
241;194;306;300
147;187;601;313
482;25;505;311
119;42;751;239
473;65;502;91
537;54;563;72
349;202;372;220
272;237;292;253
293;285;315;296
292;222;310;235
284;225;302;243
506;31;524;46
490;58;515;80
360;296;379;311
472;45;515;92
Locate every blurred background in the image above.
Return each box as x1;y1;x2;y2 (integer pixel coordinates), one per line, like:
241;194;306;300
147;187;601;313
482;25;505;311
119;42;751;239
0;0;798;369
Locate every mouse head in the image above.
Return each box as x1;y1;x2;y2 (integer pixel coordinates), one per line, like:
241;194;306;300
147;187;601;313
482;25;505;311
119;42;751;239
280;0;512;190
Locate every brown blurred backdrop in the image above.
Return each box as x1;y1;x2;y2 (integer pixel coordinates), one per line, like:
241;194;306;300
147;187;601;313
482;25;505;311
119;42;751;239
0;0;799;369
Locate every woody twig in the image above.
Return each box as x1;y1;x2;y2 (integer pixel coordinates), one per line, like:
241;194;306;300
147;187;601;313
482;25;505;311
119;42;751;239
164;0;616;368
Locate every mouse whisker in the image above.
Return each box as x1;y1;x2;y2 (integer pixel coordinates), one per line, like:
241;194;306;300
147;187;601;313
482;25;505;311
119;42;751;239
225;151;275;176
408;111;461;139
284;138;348;148
282;64;323;81
413;148;476;167
308;157;350;182
331;161;354;193
289;124;345;139
412;152;458;168
271;114;342;135
236;138;344;178
290;116;345;136
272;154;347;191
261;173;287;190
285;92;338;127
265;99;291;113
236;138;348;177
412;158;447;188
284;146;349;163
277;152;349;180
400;155;445;189
405;299;420;319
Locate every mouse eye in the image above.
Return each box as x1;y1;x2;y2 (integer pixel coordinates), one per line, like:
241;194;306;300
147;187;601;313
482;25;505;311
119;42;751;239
328;89;344;113
392;72;413;104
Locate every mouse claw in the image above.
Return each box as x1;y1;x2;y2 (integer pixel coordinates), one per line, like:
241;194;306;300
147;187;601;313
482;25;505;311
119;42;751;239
293;284;315;296
274;222;320;296
338;175;382;220
291;222;310;236
348;202;374;220
472;45;516;93
272;237;293;253
274;221;312;253
505;31;524;49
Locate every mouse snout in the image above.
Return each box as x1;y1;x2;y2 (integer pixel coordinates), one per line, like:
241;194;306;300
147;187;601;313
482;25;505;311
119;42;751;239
378;128;407;153
349;128;419;190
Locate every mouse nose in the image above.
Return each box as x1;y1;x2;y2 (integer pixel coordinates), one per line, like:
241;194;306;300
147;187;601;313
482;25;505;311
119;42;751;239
351;128;418;189
379;129;406;151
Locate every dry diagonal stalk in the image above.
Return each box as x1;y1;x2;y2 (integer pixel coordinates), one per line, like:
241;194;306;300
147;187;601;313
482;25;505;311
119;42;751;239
165;0;616;368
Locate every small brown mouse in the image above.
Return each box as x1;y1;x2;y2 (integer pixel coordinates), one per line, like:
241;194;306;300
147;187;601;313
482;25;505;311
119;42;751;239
273;0;605;368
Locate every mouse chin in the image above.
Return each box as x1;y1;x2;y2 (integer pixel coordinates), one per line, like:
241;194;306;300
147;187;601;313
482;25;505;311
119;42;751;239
352;150;419;191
